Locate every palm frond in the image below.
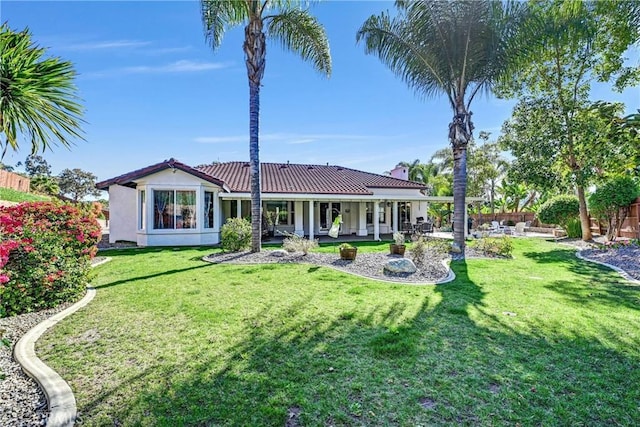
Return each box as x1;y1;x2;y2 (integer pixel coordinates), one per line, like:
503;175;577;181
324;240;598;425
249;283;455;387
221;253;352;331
357;10;451;104
265;8;331;76
200;0;249;50
0;24;84;156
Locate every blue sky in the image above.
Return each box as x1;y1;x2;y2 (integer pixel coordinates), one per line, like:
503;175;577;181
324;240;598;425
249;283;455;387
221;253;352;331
3;1;638;182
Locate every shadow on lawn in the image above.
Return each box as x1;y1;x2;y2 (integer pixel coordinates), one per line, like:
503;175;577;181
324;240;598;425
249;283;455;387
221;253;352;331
93;264;212;290
76;259;640;426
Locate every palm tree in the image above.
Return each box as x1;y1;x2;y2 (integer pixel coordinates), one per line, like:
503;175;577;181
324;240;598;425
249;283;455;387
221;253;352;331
357;0;526;254
0;24;84;159
201;1;331;252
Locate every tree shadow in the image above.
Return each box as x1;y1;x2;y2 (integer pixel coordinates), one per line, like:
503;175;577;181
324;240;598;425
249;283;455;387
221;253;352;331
93;264;212;289
56;259;640;425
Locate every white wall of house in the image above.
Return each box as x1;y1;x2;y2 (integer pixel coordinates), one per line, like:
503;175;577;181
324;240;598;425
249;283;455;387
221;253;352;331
111;169;224;246
108;185;137;243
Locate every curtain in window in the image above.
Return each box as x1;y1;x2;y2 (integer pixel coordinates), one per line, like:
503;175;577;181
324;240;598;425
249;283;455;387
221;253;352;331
154;191;173;229
204;192;214;229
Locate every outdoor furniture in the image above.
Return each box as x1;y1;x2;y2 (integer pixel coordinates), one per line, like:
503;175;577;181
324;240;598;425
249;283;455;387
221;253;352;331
490;221;501;233
514;222;526;236
420;222;433;234
401;221;413;234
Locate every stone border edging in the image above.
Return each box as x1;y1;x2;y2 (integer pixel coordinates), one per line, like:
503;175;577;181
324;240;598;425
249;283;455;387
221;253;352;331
575;250;640;285
14;288;96;426
13;257;110;427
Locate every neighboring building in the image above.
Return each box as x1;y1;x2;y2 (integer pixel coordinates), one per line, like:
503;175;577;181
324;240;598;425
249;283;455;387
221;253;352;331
97;158;479;246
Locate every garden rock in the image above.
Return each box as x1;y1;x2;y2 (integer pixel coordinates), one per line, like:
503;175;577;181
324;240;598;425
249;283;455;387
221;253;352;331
450;242;462;253
270;249;289;257
384;258;417;274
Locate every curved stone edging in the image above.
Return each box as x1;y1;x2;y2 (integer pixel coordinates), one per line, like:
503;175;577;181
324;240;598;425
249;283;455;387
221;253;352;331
13;257;110;427
575;250;640;285
14;288;96;426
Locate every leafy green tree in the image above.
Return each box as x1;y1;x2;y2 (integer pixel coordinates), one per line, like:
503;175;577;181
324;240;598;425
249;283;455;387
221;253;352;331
57;168;101;202
589;176;640;241
357;0;527;253
24;154;52;177
200;1;331;252
499;0;640;241
0;24;84;158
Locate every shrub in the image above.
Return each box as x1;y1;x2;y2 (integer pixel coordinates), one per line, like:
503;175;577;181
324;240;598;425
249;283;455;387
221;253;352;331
537;195;580;229
338;242;355;250
0;201;101;317
565;217;582;238
392;231;405;246
472;236;513;257
281;231;318;255
220;217;251;252
589;176;640;241
410;236;427;267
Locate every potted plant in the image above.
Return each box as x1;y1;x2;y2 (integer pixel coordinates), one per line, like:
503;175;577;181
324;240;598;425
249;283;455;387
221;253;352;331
390;231;406;256
338;243;358;260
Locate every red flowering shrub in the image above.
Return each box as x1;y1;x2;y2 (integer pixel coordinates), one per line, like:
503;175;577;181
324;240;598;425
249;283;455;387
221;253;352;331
0;201;101;317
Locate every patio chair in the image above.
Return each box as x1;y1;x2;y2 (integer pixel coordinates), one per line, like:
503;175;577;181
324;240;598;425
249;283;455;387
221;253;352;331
420;222;433;235
401;221;413;235
514;222;526;236
490;221;501;233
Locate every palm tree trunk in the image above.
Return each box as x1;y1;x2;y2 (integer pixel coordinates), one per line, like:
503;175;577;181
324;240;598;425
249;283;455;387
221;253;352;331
449;107;473;254
576;185;593;241
244;17;266;253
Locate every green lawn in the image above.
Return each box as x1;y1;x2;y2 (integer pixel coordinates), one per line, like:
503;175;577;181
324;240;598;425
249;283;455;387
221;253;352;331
38;239;640;426
0;187;50;203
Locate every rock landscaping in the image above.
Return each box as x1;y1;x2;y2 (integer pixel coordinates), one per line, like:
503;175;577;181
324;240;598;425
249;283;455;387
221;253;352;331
0;303;71;427
205;249;451;284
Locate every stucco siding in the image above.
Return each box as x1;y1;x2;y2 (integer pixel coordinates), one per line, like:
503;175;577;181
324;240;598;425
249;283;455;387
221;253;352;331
108;185;137;243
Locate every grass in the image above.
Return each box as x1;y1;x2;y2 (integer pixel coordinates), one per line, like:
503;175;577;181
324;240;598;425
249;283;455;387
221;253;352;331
37;239;640;426
0;187;50;203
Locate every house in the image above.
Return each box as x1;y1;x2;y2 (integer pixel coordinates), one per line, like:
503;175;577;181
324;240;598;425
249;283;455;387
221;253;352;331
96;158;481;246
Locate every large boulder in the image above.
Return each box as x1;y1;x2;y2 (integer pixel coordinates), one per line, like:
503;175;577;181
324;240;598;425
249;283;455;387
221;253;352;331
270;249;289;257
384;258;417;274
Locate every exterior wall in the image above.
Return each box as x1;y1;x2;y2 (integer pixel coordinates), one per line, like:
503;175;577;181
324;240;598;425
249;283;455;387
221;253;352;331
0;170;30;192
123;169;222;246
389;165;408;180
108;185;137;243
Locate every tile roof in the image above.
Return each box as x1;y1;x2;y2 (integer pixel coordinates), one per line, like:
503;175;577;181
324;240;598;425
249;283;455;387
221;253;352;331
96;159;427;195
196;162;427;195
95;158;226;190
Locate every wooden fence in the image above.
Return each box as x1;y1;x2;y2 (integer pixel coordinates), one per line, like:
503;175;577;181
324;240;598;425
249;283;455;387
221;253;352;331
591;197;640;239
0;170;30;192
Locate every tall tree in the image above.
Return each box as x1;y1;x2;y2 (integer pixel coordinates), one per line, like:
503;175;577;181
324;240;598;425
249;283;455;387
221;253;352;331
24;154;52;177
0;24;84;159
357;0;527;253
201;0;331;252
58;168;101;202
499;0;640;240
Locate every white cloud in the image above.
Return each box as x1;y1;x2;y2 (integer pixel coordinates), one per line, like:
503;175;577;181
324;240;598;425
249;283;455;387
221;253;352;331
61;40;152;51
84;60;232;78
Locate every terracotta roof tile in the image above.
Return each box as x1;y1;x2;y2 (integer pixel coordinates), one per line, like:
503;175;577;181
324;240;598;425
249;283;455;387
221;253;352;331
196;162;426;194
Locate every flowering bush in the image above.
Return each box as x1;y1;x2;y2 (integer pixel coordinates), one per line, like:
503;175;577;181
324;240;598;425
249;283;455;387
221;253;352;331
0;201;101;317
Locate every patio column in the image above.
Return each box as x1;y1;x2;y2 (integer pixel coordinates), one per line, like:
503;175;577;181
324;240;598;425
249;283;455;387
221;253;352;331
294;201;304;236
236;199;242;218
392;201;398;233
373;201;380;241
308;200;314;240
357;202;368;236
